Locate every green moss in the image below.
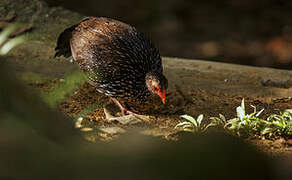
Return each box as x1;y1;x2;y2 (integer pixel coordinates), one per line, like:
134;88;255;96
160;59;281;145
42;70;86;108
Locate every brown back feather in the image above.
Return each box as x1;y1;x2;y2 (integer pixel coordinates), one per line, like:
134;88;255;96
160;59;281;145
54;24;77;58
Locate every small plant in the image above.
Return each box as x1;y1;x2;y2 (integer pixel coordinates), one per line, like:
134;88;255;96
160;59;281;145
0;24;26;55
209;99;265;137
209;113;227;128
225;99;265;137
210;99;292;138
262;109;292;137
175;114;214;133
176;98;292;139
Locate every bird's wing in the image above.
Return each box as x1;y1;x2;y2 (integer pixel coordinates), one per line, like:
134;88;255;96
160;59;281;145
54;17;96;58
54;24;77;58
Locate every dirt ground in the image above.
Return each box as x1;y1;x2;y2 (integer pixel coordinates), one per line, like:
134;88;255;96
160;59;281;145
54;58;292;155
2;0;292;156
18;53;290;155
57;81;292;155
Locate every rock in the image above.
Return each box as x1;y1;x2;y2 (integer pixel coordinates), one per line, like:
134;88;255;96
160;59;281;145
108;115;142;125
80;127;93;132
100;127;126;135
141;127;178;138
75;117;83;128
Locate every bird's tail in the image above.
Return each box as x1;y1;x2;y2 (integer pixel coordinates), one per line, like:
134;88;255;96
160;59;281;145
54;24;77;58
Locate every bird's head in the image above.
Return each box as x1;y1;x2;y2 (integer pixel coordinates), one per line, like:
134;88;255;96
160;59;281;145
146;72;168;104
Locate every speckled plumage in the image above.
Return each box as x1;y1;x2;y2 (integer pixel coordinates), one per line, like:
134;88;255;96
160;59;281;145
55;17;167;113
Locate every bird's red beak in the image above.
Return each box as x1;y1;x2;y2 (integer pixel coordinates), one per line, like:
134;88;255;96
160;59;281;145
158;90;166;104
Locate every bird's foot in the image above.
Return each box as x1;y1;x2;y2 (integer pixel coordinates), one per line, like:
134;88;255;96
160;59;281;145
105;98;150;124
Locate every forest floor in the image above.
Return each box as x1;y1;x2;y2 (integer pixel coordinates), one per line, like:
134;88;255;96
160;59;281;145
2;0;292;156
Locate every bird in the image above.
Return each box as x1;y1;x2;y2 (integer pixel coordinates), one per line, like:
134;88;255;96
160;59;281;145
55;17;168;116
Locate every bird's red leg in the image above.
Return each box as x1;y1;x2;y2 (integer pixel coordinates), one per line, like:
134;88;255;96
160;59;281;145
110;97;128;115
110;97;141;117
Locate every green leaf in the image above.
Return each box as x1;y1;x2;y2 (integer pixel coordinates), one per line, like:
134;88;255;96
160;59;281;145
0;24;26;55
175;122;192;129
182;124;195;129
284;109;292;114
197;114;204;126
250;105;257;116
0;24;16;46
283;110;292;120
205;123;218;129
224;118;239;129
180;115;198;127
261;127;273;135
219;114;226;123
256;108;264;117
236;106;245;121
0;35;26;55
241;98;245;113
183;128;195;133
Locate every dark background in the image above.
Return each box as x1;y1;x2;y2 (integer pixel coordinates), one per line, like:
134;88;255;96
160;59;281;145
45;0;292;69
